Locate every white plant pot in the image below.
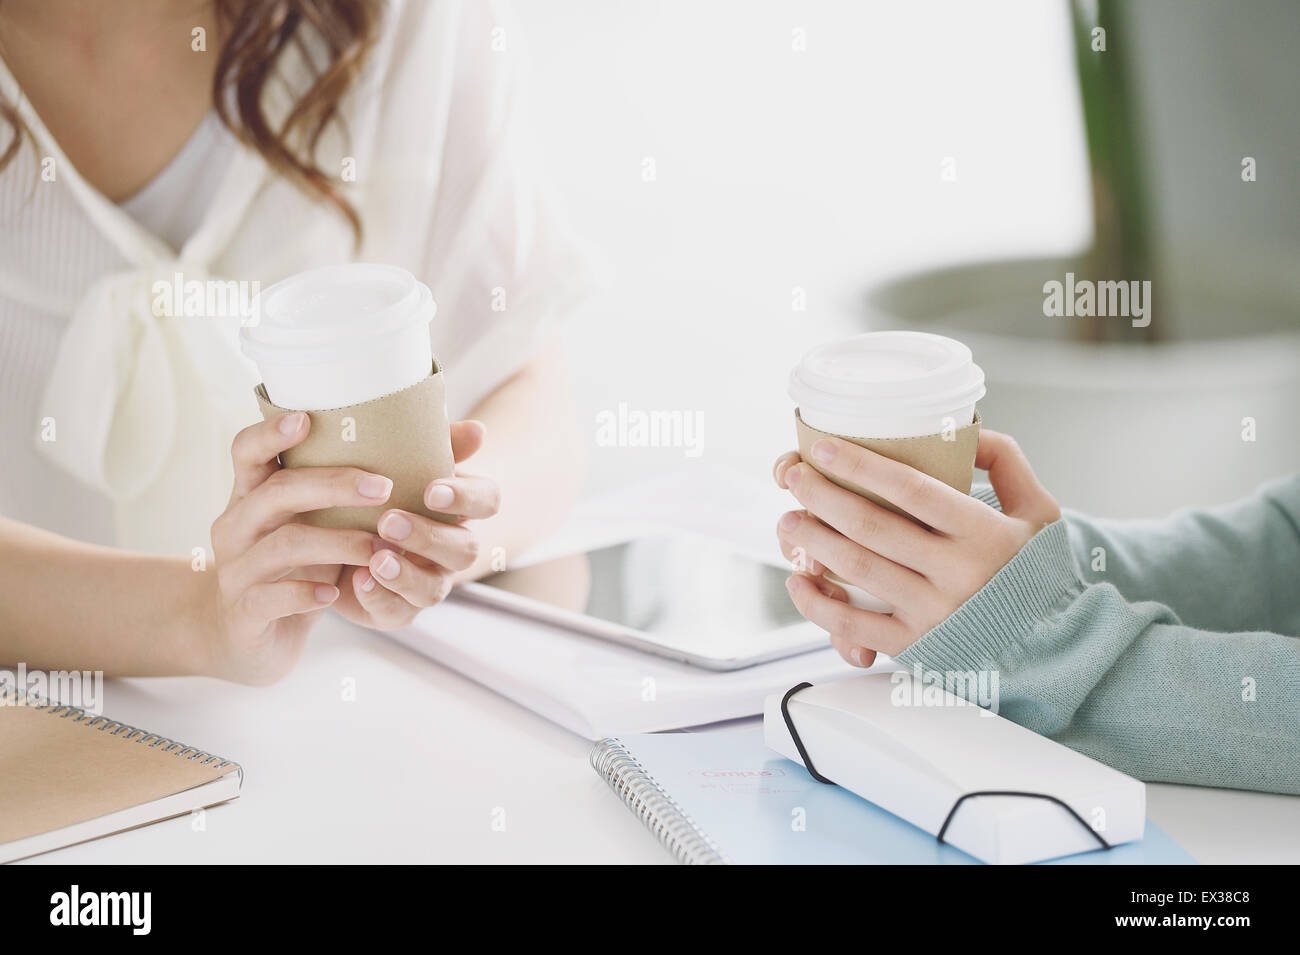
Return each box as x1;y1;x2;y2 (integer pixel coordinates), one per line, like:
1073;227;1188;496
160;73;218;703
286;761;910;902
865;250;1300;518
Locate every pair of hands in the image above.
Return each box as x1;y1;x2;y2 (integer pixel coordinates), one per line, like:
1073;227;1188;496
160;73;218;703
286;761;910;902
203;411;500;685
773;429;1060;669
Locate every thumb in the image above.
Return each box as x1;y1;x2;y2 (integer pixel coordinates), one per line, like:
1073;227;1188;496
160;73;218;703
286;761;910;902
975;430;1058;523
450;419;487;463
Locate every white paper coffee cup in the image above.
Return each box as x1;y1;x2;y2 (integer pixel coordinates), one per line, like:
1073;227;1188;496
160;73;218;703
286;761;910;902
788;331;986;614
240;263;436;411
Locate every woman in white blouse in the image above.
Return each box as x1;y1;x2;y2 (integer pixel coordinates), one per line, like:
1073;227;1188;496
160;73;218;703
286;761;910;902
0;0;589;684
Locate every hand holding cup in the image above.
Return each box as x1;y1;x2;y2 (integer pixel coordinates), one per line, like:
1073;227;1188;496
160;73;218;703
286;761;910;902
773;429;1059;669
210;262;500;681
203;412;500;685
333;418;500;629
777;331;1058;668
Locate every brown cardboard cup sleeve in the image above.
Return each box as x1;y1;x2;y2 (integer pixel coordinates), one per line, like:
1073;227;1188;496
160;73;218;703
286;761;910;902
794;410;981;525
255;362;456;532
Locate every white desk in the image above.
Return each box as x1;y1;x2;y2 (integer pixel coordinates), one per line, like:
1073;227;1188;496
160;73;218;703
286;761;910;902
23;608;1300;866
26;614;667;865
26;470;1300;865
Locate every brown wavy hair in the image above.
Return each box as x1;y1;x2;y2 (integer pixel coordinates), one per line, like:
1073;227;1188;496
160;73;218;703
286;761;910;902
0;0;382;241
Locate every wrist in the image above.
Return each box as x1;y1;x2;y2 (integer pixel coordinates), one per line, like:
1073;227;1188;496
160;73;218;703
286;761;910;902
897;519;1081;675
177;563;222;677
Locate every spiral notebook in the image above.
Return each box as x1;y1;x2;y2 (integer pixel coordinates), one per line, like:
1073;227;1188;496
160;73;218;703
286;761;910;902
0;687;242;863
591;724;1195;865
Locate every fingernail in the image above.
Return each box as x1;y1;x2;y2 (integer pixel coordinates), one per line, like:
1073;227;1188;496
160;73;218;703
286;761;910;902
358;474;393;499
811;440;835;464
279;412;305;435
773;459;790;487
784;464;801;489
358;572;376;593
779;511;801;532
380;511;412;541
373;552;400;580
426;483;455;509
850;647;865;667
785;575;797;593
314;584;338;604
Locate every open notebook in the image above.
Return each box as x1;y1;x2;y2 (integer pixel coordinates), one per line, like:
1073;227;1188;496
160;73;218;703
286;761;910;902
0;687;242;863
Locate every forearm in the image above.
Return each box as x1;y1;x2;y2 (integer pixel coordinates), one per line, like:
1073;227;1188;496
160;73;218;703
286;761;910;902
897;521;1300;794
0;517;213;677
451;342;585;582
1064;475;1300;634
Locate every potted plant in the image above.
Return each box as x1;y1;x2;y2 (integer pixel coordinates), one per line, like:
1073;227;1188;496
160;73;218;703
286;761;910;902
866;0;1299;517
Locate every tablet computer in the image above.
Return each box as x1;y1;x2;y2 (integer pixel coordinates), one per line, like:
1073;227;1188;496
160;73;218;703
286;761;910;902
457;532;827;670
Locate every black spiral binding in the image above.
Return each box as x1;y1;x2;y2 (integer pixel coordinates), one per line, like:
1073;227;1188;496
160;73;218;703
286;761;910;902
0;684;241;778
779;681;1112;853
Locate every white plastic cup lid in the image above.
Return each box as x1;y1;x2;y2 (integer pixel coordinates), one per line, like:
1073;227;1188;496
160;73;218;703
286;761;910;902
240;263;436;368
788;330;985;419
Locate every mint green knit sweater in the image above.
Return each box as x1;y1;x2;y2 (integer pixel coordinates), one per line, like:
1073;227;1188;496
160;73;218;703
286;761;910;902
895;475;1300;795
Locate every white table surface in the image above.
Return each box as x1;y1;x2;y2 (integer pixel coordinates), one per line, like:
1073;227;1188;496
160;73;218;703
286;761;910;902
25;469;1300;865
23;609;1300;865
26;614;666;865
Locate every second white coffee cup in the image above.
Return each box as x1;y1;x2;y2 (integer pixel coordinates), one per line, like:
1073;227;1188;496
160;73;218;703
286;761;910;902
241;263;436;411
789;330;984;439
788;330;986;614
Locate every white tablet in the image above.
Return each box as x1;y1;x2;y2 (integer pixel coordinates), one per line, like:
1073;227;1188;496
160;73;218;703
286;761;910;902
457;532;827;670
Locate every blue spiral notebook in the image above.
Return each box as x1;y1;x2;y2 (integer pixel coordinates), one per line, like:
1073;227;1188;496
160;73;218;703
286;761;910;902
591;723;1196;865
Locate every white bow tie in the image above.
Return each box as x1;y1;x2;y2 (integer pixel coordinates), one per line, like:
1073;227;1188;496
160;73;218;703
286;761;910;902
36;263;260;554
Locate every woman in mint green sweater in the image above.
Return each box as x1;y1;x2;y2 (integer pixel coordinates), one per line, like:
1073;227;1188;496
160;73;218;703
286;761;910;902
772;431;1299;796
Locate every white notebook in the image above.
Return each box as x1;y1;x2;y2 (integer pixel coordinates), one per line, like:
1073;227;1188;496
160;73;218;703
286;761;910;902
764;673;1146;865
0;687;242;863
389;593;879;738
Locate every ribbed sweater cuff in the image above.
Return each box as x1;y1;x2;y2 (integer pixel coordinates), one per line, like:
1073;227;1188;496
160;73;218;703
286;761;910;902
896;520;1083;674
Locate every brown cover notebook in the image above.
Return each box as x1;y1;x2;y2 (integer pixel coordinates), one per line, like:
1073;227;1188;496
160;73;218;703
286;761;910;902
0;687;242;863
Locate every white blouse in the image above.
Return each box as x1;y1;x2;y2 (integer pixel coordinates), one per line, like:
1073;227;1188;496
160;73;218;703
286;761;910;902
119;112;237;252
0;0;593;555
